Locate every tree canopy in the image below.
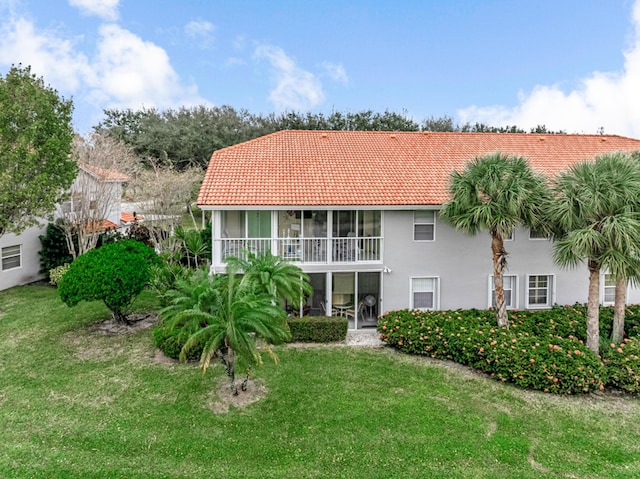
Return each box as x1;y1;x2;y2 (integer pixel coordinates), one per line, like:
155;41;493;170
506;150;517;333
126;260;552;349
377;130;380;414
0;65;76;237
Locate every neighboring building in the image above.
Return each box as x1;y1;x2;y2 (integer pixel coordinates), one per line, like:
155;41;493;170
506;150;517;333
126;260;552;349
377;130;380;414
0;162;131;291
197;130;640;330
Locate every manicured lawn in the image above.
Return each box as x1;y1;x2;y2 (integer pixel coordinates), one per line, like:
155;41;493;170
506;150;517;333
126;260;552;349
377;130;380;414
1;285;640;478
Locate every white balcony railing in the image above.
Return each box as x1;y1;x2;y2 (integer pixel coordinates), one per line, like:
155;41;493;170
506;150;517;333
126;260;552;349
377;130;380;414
216;237;382;264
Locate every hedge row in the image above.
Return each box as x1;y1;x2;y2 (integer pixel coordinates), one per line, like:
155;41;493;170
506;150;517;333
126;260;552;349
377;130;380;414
377;306;640;395
287;315;348;343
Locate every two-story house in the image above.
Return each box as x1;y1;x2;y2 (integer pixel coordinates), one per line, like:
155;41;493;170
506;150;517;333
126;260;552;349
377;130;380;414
197;130;640;330
0;162;130;291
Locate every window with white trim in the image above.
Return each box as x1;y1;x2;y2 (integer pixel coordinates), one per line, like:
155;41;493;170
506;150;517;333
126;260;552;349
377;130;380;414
529;228;549;240
414;210;435;241
489;275;518;309
411;277;439;310
503;227;514;241
526;274;554;308
1;245;21;271
601;274;616;306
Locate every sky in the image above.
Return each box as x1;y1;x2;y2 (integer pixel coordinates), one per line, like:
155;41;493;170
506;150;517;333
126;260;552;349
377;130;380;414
1;0;640;137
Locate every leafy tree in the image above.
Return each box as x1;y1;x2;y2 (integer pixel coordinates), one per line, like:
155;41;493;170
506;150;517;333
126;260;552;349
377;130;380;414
58;240;159;324
440;153;549;327
0;65;76;237
226;251;313;306
160;270;290;395
549;153;640;353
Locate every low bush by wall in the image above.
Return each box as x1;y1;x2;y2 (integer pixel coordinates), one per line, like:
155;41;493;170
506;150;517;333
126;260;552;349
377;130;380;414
287;315;348;343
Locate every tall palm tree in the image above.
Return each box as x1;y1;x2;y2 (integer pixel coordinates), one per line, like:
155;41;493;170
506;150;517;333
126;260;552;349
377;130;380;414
226;251;313;310
549;152;640;353
440;152;549;327
160;270;290;395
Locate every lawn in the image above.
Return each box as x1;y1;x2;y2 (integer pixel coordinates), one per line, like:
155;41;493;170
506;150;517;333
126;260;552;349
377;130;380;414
1;285;640;478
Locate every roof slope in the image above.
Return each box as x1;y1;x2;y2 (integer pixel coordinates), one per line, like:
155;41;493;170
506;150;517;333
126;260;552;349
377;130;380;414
197;130;640;207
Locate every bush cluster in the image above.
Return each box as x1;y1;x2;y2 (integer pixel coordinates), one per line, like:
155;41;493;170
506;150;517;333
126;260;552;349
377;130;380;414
601;338;640;394
48;263;70;286
378;308;615;394
152;324;204;361
287;316;348;343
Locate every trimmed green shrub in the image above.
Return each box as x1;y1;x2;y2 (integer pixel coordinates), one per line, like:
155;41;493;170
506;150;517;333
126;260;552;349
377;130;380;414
39;220;73;274
58;240;160;323
378;308;606;394
287;316;348;342
151;324;203;360
602;338;640;394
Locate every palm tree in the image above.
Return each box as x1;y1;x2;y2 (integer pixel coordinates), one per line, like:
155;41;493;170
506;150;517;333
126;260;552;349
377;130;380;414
549;152;640;353
160;270;290;395
226;251;313;310
440;152;549;327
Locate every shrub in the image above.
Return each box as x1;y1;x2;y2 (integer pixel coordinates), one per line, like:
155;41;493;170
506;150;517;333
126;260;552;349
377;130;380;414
49;263;70;286
378;308;606;394
58;240;160;323
152;324;203;360
39;221;73;274
287;316;348;342
602;338;640;394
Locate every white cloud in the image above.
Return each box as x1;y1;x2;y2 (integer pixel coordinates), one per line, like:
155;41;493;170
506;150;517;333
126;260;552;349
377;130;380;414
321;61;348;85
68;0;119;22
255;44;324;111
0;12;207;131
184;19;214;48
458;0;640;137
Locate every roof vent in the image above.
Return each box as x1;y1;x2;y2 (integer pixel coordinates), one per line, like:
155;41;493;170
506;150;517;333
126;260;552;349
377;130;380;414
321;133;328;138
390;134;397;139
600;137;607;142
538;137;545;141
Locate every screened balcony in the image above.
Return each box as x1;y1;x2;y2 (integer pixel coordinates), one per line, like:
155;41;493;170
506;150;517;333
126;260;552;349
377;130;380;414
213;209;383;265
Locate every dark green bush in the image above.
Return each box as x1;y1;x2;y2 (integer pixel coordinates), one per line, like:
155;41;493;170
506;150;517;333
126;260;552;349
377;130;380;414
39;220;73;274
378;308;607;394
58;240;160;323
602;338;640;394
287;316;348;342
152;324;203;360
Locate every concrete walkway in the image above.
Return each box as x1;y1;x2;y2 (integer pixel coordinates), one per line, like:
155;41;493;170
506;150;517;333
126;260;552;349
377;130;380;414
346;329;385;347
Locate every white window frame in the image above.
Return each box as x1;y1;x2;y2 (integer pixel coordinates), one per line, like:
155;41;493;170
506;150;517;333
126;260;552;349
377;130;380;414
488;274;518;310
410;276;439;310
503;227;515;241
600;273;624;306
529;228;549;240
413;210;435;242
525;274;555;309
1;244;22;271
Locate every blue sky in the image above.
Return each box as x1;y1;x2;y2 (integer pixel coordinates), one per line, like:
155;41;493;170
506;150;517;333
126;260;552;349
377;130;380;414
1;0;639;137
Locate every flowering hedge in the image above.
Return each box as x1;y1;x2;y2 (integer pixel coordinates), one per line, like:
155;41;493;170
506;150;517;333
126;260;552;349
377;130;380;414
602;338;640;394
378;308;611;394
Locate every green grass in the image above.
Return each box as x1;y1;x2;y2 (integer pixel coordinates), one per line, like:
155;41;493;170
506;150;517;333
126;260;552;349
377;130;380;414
2;285;640;478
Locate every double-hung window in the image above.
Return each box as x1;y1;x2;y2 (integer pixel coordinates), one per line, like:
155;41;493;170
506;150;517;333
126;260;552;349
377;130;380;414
1;245;21;271
526;274;554;308
601;274;617;306
489;275;517;309
411;277;439;310
414;211;435;241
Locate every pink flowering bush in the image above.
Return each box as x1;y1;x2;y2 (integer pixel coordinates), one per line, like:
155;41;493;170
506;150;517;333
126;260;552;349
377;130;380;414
601;338;640;394
378;308;606;394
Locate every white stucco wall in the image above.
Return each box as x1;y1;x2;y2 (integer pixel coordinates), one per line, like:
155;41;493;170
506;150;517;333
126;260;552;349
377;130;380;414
0;225;47;291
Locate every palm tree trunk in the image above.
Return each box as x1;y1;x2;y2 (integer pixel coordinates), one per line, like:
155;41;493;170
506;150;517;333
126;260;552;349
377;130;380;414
612;277;627;343
226;346;238;396
586;259;601;355
491;232;509;328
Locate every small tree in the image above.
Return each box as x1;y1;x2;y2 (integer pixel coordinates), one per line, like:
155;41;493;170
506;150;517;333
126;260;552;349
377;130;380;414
440;153;549;327
0;65;76;238
59;240;159;324
161;270;291;395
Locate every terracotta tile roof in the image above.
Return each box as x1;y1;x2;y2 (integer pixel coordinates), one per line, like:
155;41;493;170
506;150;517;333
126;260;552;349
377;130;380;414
197;130;640;207
121;212;144;224
86;219;120;233
79;162;129;182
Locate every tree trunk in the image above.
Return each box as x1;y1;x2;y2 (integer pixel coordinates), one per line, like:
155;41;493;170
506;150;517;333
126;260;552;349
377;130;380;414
491;232;509;328
226;346;238;395
586;259;601;355
612;277;627;344
111;308;128;325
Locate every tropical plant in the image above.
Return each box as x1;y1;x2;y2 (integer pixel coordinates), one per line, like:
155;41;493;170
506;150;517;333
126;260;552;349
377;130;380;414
159;270;291;395
174;227;210;269
226;250;313;307
549;152;640;353
440;152;550;327
58;239;159;323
